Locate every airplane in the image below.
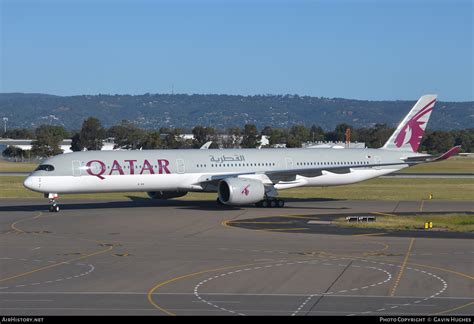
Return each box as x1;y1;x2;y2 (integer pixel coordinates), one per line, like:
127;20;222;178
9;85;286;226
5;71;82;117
23;94;460;212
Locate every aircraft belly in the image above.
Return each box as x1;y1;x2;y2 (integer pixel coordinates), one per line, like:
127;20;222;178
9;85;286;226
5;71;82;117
37;174;200;194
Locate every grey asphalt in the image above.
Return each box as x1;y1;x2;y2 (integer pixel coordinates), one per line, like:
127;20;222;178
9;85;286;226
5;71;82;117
226;213;474;239
0;198;473;316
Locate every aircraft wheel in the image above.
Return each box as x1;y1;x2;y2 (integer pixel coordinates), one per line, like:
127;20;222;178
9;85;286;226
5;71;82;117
269;200;277;208
49;205;60;213
261;200;269;208
277;200;285;208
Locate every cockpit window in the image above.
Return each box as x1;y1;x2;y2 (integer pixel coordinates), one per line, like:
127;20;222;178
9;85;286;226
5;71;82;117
35;164;55;172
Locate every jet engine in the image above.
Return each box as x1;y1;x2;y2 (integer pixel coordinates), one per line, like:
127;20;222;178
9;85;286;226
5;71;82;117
218;178;265;205
147;191;188;200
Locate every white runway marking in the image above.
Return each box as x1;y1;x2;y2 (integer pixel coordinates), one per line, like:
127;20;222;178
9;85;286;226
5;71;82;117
191;257;448;316
193;258;392;316
0;257;95;291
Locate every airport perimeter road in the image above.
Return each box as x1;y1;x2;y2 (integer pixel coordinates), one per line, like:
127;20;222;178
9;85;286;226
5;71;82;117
0;199;473;316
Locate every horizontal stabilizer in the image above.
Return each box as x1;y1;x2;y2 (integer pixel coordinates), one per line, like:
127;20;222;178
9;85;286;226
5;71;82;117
403;146;461;164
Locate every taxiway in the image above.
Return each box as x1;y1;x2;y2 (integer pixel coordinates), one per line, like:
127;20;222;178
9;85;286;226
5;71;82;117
0;198;472;316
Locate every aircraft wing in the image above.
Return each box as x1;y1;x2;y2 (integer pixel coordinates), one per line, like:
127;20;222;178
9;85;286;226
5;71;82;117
260;161;411;183
263;146;460;182
195;146;461;186
195;161;410;186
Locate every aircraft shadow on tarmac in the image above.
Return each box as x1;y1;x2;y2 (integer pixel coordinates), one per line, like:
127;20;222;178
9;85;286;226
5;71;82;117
0;196;347;212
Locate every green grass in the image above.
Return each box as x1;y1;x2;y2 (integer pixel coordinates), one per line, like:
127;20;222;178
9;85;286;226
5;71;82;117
0;159;37;172
1;176;472;201
279;178;474;201
333;213;474;232
396;156;473;174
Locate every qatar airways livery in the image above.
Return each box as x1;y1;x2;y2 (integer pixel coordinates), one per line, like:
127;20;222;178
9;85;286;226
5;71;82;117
23;95;460;212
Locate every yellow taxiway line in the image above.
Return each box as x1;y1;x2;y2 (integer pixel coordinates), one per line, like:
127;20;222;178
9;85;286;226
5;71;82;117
390;238;415;296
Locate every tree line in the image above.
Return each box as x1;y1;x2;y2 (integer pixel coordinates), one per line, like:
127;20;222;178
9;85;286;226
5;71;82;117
2;93;472;130
1;117;473;159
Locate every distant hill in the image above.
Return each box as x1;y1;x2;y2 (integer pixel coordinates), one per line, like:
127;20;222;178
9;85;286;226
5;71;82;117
0;93;472;131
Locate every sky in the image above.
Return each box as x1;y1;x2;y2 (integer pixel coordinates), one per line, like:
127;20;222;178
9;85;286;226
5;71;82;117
1;0;472;101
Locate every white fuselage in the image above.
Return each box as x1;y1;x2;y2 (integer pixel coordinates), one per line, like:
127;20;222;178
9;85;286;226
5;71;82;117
23;148;411;195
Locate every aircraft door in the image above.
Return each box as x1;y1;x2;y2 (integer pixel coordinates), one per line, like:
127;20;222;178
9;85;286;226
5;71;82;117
72;160;82;177
176;159;185;174
285;157;293;169
373;156;382;170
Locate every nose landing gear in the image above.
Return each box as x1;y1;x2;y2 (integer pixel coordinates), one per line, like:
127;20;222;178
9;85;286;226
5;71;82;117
49;203;60;213
46;193;60;212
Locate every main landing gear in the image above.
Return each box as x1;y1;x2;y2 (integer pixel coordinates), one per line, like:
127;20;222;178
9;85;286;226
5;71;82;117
255;198;285;208
46;193;60;213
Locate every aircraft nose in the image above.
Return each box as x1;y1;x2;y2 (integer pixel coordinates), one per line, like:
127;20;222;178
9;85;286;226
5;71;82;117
23;176;36;190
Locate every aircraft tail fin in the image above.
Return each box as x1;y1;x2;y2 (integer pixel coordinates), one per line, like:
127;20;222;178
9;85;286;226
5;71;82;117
382;94;437;152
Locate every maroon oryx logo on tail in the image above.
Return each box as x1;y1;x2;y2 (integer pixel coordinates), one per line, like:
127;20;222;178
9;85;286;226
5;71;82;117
241;185;250;196
394;98;436;152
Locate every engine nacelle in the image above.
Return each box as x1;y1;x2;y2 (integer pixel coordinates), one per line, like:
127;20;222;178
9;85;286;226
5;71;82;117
147;191;188;200
218;178;265;205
